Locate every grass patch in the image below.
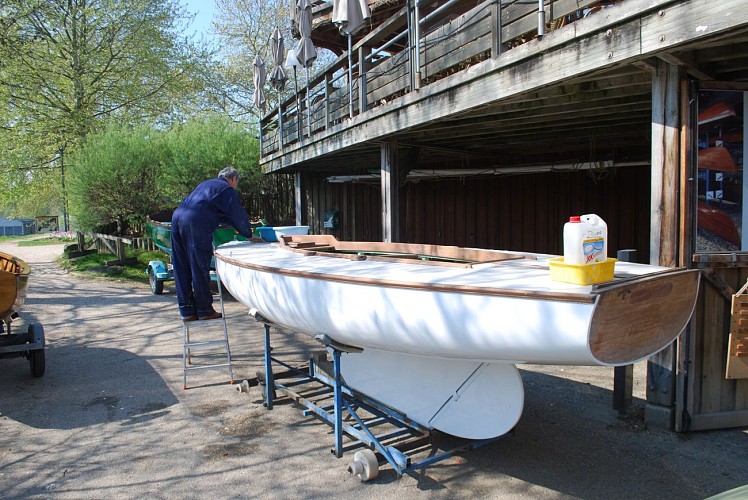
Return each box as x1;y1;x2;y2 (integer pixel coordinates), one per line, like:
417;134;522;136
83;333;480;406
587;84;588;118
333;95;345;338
63;247;170;284
18;232;77;246
0;233;40;242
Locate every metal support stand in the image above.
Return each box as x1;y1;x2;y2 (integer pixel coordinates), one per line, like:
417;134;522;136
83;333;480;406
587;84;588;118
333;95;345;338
251;313;511;479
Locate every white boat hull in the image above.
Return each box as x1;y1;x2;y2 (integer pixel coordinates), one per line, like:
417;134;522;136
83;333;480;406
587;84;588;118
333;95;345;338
215;237;699;439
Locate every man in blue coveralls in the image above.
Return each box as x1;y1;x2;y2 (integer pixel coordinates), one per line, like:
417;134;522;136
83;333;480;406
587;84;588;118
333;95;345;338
171;167;257;321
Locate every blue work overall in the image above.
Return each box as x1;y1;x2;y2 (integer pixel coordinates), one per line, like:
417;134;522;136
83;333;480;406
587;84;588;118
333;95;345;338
171;178;254;319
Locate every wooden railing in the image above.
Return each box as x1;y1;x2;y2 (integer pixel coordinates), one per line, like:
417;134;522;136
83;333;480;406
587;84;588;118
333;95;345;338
260;0;610;157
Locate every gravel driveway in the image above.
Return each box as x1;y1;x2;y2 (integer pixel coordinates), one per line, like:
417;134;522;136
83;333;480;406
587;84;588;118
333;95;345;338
0;240;746;499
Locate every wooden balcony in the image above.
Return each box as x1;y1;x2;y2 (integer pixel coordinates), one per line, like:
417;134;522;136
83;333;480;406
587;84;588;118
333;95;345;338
260;0;748;173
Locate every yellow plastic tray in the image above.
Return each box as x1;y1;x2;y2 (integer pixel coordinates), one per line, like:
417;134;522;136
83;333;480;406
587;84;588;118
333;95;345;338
548;257;617;285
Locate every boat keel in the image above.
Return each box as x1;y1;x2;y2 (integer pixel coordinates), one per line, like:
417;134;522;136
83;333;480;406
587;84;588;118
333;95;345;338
339;348;525;440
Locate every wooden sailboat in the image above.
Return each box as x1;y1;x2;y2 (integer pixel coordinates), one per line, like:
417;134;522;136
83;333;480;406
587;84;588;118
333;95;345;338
0;251;31;325
215;235;700;439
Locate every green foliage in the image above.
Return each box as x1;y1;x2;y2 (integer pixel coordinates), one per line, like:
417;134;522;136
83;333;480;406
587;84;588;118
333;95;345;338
160;114;262;203
67;115;261;232
68;124;168;232
0;0;213;219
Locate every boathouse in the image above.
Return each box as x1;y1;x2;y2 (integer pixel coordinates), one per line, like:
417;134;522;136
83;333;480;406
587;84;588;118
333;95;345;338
258;0;748;431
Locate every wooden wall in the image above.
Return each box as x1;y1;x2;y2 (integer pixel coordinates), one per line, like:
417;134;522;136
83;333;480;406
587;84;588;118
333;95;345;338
302;165;652;261
684;263;748;430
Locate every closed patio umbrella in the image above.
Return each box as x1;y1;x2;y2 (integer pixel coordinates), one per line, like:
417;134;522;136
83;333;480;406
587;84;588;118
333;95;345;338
253;54;267;150
333;0;370;118
269;27;287;92
253;54;267;112
294;0;317;68
294;0;316;136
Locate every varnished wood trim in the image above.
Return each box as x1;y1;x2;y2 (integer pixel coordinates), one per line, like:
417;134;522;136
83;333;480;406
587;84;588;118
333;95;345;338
0;272;17;315
0;252;30;319
589;269;700;364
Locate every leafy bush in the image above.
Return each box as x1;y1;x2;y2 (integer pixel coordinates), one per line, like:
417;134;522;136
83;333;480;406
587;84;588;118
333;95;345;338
67;114;261;234
68;124;167;233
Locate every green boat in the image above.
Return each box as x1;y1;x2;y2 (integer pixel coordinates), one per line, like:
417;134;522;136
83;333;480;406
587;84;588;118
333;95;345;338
144;211;251;295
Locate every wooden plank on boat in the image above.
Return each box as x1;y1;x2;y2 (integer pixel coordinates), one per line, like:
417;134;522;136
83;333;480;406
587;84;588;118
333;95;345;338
726;280;748;379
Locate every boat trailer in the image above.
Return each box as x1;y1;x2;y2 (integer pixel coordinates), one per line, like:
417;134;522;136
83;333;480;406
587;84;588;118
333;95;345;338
248;309;511;481
0;317;45;378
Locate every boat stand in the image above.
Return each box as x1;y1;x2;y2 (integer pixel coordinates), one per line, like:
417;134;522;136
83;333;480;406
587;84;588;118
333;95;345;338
250;310;511;481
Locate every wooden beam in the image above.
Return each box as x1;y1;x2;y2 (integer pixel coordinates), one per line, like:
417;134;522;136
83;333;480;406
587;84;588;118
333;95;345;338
381;140;400;242
657;52;715;81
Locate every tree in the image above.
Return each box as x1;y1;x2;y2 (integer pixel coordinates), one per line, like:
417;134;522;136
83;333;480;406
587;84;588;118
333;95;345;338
67;115;261;233
0;0;212;222
160;113;262;204
211;0;335;122
67;123;167;233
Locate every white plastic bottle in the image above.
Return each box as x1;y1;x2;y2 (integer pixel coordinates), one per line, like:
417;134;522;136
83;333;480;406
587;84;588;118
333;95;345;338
563;214;607;265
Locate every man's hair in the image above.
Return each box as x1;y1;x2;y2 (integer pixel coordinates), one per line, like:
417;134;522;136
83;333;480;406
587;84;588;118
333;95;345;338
218;166;240;181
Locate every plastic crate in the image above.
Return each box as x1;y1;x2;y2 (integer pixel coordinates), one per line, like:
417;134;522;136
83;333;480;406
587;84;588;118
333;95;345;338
258;226;278;242
548;257;617;285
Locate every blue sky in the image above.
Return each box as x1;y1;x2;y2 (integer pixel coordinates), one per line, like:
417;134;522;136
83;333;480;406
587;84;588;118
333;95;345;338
181;0;217;39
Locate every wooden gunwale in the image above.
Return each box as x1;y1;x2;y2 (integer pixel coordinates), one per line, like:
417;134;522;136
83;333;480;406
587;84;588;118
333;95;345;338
215;252;596;303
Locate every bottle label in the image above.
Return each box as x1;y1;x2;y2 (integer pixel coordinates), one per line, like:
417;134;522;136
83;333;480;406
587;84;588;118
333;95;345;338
583;237;605;263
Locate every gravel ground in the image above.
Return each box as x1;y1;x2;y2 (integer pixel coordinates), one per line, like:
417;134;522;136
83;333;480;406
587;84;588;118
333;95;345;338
0;240;747;499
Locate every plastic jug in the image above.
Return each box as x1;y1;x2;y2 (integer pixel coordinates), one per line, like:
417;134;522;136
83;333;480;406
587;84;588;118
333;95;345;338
563;214;607;265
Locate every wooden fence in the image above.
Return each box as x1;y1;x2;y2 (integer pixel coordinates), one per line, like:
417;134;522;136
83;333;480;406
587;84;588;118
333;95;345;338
67;232;156;265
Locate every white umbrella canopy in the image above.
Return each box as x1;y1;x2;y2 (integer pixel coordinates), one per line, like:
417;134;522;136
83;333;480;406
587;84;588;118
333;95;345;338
269;27;287;91
253;54;267;112
333;0;371;117
333;0;370;36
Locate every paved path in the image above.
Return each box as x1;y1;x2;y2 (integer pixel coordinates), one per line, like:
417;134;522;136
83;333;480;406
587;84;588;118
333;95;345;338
0;240;746;499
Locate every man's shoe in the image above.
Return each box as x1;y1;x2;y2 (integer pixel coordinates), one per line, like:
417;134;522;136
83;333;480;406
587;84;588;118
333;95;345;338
199;311;222;321
182;315;198;322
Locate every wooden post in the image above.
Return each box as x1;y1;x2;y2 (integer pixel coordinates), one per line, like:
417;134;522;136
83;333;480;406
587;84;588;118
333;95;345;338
491;0;503;57
358;46;371;114
647;60;682;429
77;231;85;252
295;171;303;226
381;140;400;243
278;104;284;148
324;73;331;129
613;248;637;415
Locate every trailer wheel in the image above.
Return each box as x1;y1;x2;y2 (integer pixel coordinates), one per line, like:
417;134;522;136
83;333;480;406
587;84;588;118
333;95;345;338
28;323;45;377
149;268;164;295
348;449;379;481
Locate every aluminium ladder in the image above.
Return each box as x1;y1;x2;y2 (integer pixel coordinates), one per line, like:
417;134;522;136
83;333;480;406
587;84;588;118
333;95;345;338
182;271;234;389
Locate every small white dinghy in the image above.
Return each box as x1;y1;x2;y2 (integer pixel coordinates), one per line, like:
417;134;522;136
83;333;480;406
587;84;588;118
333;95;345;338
215;235;699;439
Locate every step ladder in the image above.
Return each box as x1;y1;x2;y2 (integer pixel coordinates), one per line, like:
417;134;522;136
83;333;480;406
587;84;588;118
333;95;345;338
182;271;234;389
